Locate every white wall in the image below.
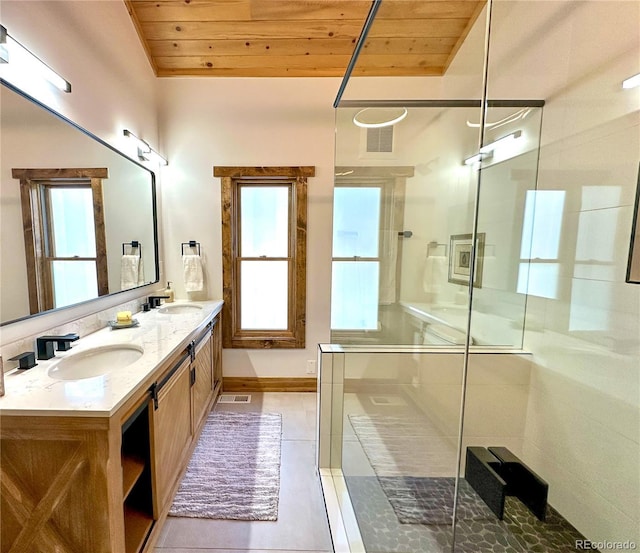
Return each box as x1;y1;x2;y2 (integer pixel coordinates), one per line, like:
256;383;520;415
0;0;161;346
157;78;339;377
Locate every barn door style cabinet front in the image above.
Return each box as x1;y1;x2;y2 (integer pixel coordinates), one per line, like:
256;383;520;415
0;312;222;553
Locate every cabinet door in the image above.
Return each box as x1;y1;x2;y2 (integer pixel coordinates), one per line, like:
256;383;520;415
191;329;213;431
151;356;192;512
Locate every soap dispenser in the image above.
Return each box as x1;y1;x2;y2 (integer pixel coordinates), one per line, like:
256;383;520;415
164;281;175;303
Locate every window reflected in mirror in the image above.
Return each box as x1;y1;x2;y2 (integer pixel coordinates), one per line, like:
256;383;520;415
0;83;158;325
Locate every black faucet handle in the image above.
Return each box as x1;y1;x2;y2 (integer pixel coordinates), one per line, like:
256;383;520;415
9;351;37;370
38;333;79;342
55;333;80;351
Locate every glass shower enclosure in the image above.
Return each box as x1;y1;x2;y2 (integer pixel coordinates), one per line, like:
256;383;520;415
318;1;640;552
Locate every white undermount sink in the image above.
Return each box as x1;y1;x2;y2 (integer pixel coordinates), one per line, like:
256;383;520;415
47;344;144;381
157;304;203;314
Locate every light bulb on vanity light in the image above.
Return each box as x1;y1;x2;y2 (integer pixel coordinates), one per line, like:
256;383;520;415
462;130;522;166
479;130;522;154
0;24;71;93
123;129;168;166
463;151;493;166
622;73;640;89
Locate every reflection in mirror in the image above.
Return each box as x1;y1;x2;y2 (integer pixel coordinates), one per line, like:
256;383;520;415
0;83;158;325
332;103;544;347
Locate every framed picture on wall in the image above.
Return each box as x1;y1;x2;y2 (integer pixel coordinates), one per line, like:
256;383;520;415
448;233;485;288
626;162;640;284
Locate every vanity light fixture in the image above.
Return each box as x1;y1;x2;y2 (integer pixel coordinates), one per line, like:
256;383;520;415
353;107;408;128
463;130;521;166
622;72;640;90
0;25;8;64
479;130;522;154
0;25;71;92
463;151;493;166
123;129;168;166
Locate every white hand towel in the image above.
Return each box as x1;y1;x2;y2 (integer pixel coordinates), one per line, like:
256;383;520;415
183;254;204;292
121;255;140;289
137;256;145;286
422;256;447;295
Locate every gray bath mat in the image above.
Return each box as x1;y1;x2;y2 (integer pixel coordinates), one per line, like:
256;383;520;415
348;414;490;525
348;414;457;477
377;476;494;524
169;411;282;520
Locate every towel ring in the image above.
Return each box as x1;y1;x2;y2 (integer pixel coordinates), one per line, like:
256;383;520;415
181;240;201;256
122;241;142;257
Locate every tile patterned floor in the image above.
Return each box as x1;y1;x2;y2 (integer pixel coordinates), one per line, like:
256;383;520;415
340;392;592;553
154;392;333;553
345;475;589;553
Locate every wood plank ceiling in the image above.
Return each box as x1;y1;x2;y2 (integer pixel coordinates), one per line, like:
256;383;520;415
125;0;486;78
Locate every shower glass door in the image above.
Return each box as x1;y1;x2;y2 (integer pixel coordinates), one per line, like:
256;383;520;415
326;0;638;551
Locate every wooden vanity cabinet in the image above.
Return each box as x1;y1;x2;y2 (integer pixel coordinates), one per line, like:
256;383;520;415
0;415;119;553
0;312;223;553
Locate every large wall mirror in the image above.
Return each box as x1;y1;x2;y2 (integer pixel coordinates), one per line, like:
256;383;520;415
0;83;159;326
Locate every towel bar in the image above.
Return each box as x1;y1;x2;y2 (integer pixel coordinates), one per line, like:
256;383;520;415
122;241;141;257
427;240;447;257
181;240;201;256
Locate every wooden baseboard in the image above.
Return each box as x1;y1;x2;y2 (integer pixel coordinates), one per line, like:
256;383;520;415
223;377;317;393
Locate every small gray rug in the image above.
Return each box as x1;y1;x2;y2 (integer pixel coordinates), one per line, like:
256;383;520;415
348;414;490;525
377;476;494;524
169;411;282;521
348;414;457;477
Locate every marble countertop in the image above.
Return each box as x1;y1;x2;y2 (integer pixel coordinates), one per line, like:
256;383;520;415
0;300;223;417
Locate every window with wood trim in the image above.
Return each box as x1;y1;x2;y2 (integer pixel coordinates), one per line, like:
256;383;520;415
330;166;413;343
12;168;109;314
215;166;313;349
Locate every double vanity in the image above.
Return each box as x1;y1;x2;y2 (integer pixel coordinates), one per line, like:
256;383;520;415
0;300;223;553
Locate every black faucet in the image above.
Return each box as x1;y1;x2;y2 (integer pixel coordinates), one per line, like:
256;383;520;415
148;295;170;308
36;333;79;360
